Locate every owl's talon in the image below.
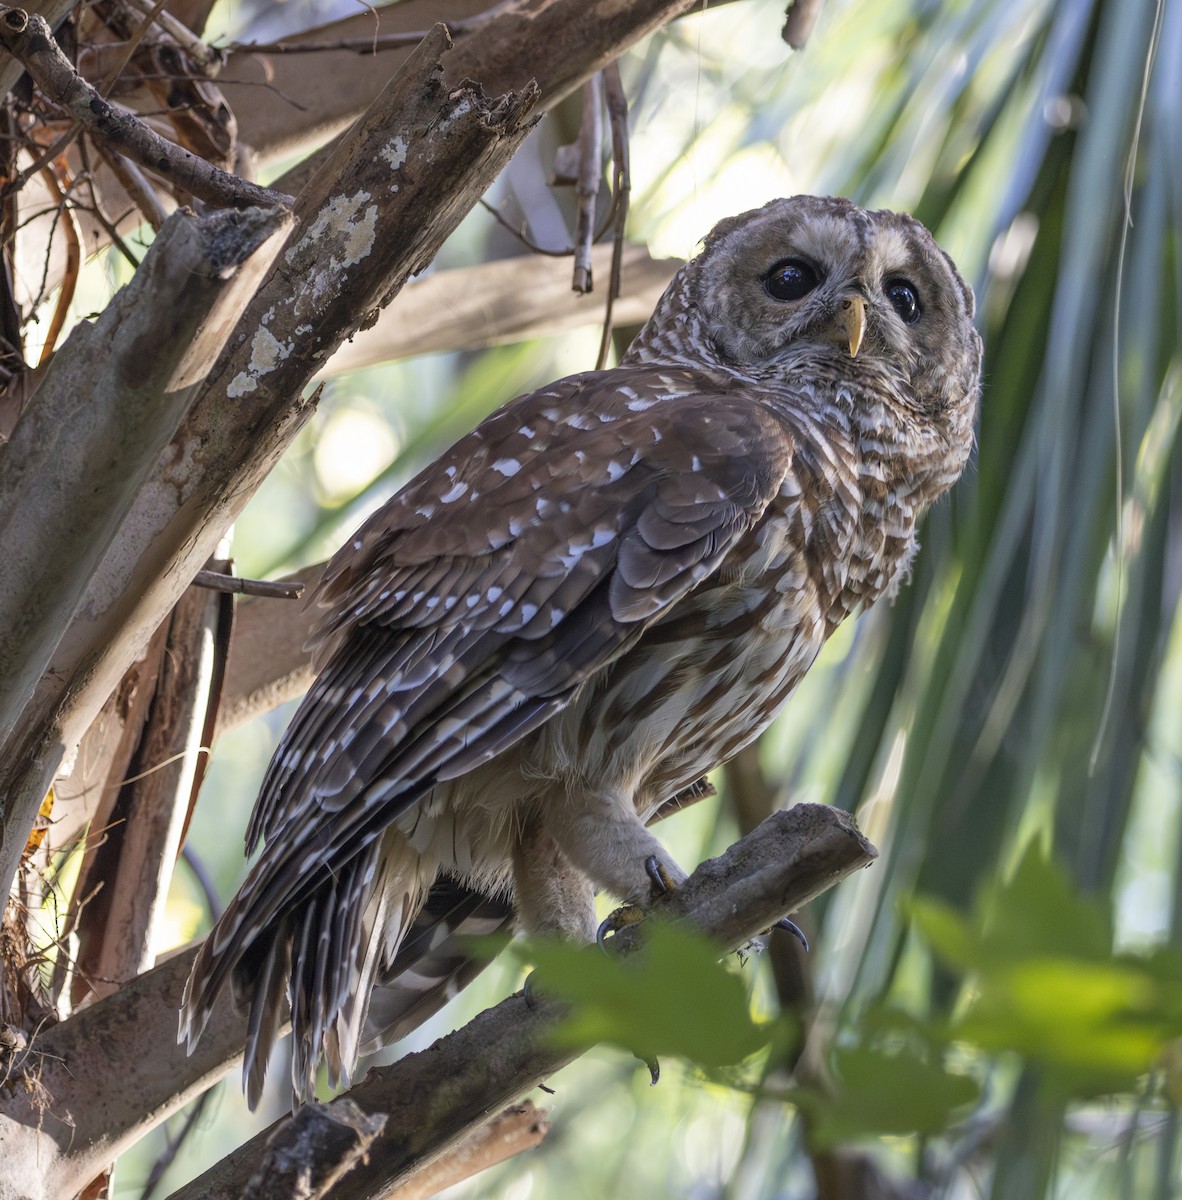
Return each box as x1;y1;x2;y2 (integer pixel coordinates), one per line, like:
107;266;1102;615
642;1053;660;1085
774;917;809;952
523;969;541;1008
644;854;679;897
596;903;646;951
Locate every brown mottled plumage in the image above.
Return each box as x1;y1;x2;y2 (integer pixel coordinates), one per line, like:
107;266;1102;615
181;195;982;1105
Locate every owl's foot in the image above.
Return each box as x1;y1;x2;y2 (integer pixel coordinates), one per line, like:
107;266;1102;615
595;855;677;951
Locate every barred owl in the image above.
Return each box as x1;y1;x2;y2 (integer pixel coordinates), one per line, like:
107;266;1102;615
182;195;982;1105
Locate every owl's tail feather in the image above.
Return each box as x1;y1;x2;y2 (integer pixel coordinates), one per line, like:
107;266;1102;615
181;839;421;1109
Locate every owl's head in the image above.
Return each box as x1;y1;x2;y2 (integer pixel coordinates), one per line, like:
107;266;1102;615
630;195;981;441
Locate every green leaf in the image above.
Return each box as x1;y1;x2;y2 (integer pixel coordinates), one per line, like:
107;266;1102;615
511;924;783;1070
790;1011;981;1146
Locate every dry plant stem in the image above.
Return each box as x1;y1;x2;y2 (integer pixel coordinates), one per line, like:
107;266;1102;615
0;202;291;900
0;28;539;864
571;72;603;294
95;145;170;229
240;1100;387;1200
32;162;80;365
167;805;877;1200
0;8;287;210
387;1102;550;1200
595;61;629;371
123;0;219;72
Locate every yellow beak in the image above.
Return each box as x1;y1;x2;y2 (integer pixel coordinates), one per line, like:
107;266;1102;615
838;294;866;357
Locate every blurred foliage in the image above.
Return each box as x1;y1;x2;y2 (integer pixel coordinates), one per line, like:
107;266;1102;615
113;0;1182;1194
515;925;789;1069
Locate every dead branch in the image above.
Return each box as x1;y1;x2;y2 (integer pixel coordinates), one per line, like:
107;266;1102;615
240;1100;387;1200
323;242;678;376
166;805;877;1200
0;202;291;900
72;576;225;1001
0;7;284;210
570;72;603;293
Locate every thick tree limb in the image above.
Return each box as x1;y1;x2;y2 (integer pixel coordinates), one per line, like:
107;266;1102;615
0;25;539;860
0;8;287;210
0;202;291;900
168;805;877;1200
0;805;872;1200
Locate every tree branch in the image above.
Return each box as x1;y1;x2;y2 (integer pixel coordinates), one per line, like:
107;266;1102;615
0;8;287;210
0;804;873;1200
0;24;539;860
385;1102;550;1200
167;805;877;1200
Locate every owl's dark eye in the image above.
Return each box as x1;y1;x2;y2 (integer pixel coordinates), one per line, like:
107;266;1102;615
764;259;820;302
886;279;921;323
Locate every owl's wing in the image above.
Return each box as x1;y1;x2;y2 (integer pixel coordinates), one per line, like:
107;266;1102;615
247;367;796;851
183;368;796;1094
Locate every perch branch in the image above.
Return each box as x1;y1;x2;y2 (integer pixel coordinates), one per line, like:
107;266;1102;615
193;570;305;599
167;805;877;1200
0;7;287;210
0;805;873;1200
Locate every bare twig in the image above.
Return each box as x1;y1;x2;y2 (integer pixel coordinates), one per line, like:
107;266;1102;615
193;570;305;599
571;72;603;294
33;163;81;367
0;8;289;210
595;62;630;371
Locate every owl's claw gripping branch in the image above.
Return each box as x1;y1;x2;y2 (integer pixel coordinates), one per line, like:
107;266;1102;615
596;854;682;950
596;904;646;952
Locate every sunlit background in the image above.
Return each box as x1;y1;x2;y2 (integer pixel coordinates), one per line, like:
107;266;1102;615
65;0;1180;1194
